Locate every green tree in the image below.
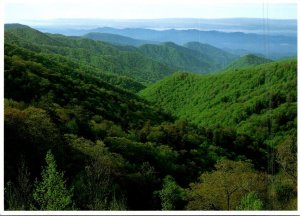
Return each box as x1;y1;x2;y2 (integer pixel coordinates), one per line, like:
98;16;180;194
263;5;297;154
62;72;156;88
33;151;74;210
237;192;263;210
186;160;267;210
158;175;185;210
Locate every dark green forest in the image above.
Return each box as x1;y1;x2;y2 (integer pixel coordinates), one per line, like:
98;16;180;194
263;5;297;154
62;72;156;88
4;24;297;211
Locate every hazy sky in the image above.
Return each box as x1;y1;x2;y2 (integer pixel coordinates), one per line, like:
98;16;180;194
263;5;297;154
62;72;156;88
4;0;298;22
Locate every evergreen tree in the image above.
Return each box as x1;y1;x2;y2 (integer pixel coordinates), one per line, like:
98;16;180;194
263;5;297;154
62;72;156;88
158;175;185;210
33;151;74;210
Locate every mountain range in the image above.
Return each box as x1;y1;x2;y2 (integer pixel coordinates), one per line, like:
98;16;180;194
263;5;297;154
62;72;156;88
5;23;242;77
4;23;297;211
32;18;297;36
33;19;297;60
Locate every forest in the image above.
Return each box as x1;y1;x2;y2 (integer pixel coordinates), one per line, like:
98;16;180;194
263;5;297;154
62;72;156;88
4;24;297;211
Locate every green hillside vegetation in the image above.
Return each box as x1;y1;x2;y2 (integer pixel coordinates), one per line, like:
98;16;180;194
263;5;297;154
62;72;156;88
225;54;273;70
4;24;297;211
139;42;236;73
140;59;296;147
5;24;173;84
184;42;237;70
83;32;157;46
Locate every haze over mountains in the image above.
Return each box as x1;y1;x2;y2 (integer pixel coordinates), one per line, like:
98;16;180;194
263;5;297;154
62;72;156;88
29;18;297;36
30;18;297;59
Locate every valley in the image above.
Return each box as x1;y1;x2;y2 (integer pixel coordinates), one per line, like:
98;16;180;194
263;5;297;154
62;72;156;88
4;22;297;211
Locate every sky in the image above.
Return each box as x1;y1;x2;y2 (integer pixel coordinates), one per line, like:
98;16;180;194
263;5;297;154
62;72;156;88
4;0;298;23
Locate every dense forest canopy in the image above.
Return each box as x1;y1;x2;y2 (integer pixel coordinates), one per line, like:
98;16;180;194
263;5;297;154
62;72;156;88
4;24;297;211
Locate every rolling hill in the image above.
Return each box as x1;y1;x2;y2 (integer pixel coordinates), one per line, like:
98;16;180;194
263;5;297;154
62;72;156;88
225;54;273;70
184;42;237;70
139;42;237;73
4;23;297;211
5;24;174;85
139;59;297;146
5;24;240;77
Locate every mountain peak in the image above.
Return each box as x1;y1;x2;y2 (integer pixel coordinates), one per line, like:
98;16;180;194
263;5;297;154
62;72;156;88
4;23;31;30
225;54;273;70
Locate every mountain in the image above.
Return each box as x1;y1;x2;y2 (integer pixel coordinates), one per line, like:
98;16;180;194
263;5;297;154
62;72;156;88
225;54;273;70
33;18;297;36
82;32;158;46
4;42;170;126
139;42;237;73
139;42;210;73
184;42;237;70
5;24;174;85
82;32;238;73
5;23;267;211
140;59;297;146
4;23;65;47
5;24;239;78
5;23;297;211
62;27;297;59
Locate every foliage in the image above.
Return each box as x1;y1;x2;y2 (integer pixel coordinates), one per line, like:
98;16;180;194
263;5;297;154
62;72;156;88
33;151;74;210
5;26;173;84
4;24;297;210
186;160;268;210
276;136;297;184
225;54;273;70
237;192;263;210
157;175;185;210
140;59;296;148
139;42;236;73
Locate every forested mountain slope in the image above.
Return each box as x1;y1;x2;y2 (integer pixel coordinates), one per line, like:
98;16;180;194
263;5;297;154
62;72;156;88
140;59;297;146
139;42;236;73
82;32;238;73
4;23;297;211
184;42;237;70
5;24;173;84
225;54;273;70
6;29;268;211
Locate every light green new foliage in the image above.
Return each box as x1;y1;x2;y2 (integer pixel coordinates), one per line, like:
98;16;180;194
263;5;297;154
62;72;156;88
158;175;184;210
33;151;74;210
237;192;263;210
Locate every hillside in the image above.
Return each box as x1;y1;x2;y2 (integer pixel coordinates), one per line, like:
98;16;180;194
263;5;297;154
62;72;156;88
5;24;240;80
184;42;237;69
225;54;273;70
6;26;270;211
5;24;174;84
140;59;297;146
4;23;297;211
83;32;157;46
139;42;236;73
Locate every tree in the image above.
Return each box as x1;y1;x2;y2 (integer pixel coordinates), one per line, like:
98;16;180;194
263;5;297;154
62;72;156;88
33;151;74;210
186;160;267;210
276;137;297;185
237;192;263;210
158;175;185;210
